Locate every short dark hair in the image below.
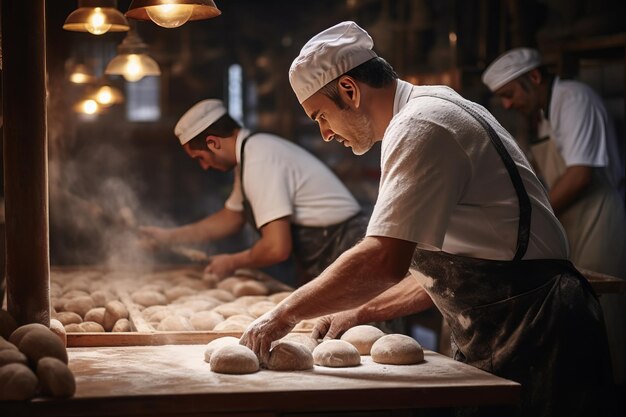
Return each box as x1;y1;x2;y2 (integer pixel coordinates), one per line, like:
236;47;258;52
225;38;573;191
318;57;399;109
187;113;241;151
518;65;550;92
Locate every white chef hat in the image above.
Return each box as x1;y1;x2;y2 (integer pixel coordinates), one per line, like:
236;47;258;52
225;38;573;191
289;21;378;104
482;47;542;92
174;99;227;146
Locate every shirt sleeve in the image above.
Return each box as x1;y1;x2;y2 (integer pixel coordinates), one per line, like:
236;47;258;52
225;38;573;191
243;159;294;228
224;171;244;212
367;118;470;250
553;90;608;168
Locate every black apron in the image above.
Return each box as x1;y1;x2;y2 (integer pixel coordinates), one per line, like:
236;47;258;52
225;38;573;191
409;95;614;417
239;133;367;283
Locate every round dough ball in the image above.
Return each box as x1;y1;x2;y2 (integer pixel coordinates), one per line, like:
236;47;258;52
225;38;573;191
63;296;95;318
49;319;67;347
0;363;38;400
210;344;259;374
190;311;224;331
180;299;220;312
84;307;106;325
340;325;386;355
232;281;269;297
9;323;50;346
203;289;235;302
312;340;361;368
0;309;18;339
216;276;247;292
0;348;28;366
157;316;194;331
248;301;276;318
18;328;68;365
268;291;292;304
79;321;105;332
131;290;167;307
293;319;317;331
277;333;319;353
64;323;82;333
37;357;76;398
267;341;314;371
55;311;83;326
204;336;240;363
90;290;114;307
233;295;269;307
164;286;196;302
212;320;248;332
112;318;131;332
370;334;424;365
212;303;248;318
0;336;18;351
103;301;129;332
63;289;90;299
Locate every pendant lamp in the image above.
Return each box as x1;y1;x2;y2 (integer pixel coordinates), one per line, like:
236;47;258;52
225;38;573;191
105;27;160;82
125;0;221;29
63;0;130;35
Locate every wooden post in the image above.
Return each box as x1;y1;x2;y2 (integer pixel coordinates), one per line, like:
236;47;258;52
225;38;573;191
1;0;50;326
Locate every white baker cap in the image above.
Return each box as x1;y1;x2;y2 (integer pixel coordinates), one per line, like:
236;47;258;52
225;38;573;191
289;21;378;104
482;47;541;92
174;99;227;146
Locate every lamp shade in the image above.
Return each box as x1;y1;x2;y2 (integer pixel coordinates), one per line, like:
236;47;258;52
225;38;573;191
105;28;161;82
63;0;130;34
125;0;221;28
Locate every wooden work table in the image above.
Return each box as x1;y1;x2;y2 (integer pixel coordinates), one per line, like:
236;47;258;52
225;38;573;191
0;345;520;417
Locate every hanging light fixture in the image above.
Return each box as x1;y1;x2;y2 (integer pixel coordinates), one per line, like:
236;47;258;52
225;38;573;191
63;0;130;35
125;0;221;29
105;27;160;82
69;63;97;84
74;98;101;115
91;84;124;106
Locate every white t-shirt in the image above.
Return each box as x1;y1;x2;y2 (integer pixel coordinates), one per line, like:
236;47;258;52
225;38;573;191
225;129;361;228
366;80;569;261
549;77;624;197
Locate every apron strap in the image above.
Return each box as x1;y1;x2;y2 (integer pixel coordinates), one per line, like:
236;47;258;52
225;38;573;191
414;94;532;261
239;131;258;230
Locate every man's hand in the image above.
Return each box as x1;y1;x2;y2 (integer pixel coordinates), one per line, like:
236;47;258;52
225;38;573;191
204;254;238;279
137;226;171;250
240;309;297;365
311;309;360;340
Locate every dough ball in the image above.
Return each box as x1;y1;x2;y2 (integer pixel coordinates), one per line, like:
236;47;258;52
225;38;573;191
164;286;196;303
293;319;317;331
54;311;83;326
268;291;292;304
0;336;18;351
37;357;76;398
181;299;220;312
90;290;115;307
63;296;95;318
190;311;224;331
267;341;314;371
63;289;90;299
340;325;386;355
210;344;259;374
277;333;319;353
204;336;240;362
52;297;67;312
233;295;269;307
312;340;361;368
0;363;38;400
9;323;50;346
247;301;276;318
112;318;131;332
84;307;106;325
157;316;194;331
203;289;235;302
103;300;129;332
0;309;18;339
370;334;424;365
64;323;82;333
212;303;248;318
18;327;69;365
49;319;67;347
0;348;28;366
212;320;248;332
131;290;167;307
79;321;105;332
216;276;247;292
232;281;269;297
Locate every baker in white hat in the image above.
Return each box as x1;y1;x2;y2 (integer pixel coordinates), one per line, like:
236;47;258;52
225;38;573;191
483;47;626;387
241;22;613;416
140;99;368;284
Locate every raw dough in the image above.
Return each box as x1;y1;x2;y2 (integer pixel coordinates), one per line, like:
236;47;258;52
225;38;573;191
210;344;259;374
248;301;276;318
370;334;424;365
0;363;38;400
203;336;240;362
103;300;129;332
18;327;69;365
84;307;106;325
63;295;95;318
0;336;17;351
312;340;361;368
276;333;319;353
131;290;167;307
78;321;105;332
55;311;83;326
340;325;385;355
0;349;28;366
112;318;131;332
190;311;224;331
157;315;194;331
37;357;76;398
9;323;50;346
232;281;268;297
267;340;314;371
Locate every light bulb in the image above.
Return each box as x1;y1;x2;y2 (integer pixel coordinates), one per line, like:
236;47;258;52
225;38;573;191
96;86;114;105
123;55;145;82
85;8;112;35
81;99;99;115
145;4;194;28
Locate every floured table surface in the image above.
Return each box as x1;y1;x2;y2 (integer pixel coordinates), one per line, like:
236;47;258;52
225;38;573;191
0;344;520;417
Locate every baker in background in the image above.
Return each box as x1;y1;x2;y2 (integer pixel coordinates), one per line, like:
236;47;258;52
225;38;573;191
140;99;367;284
483;48;626;386
241;21;614;417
